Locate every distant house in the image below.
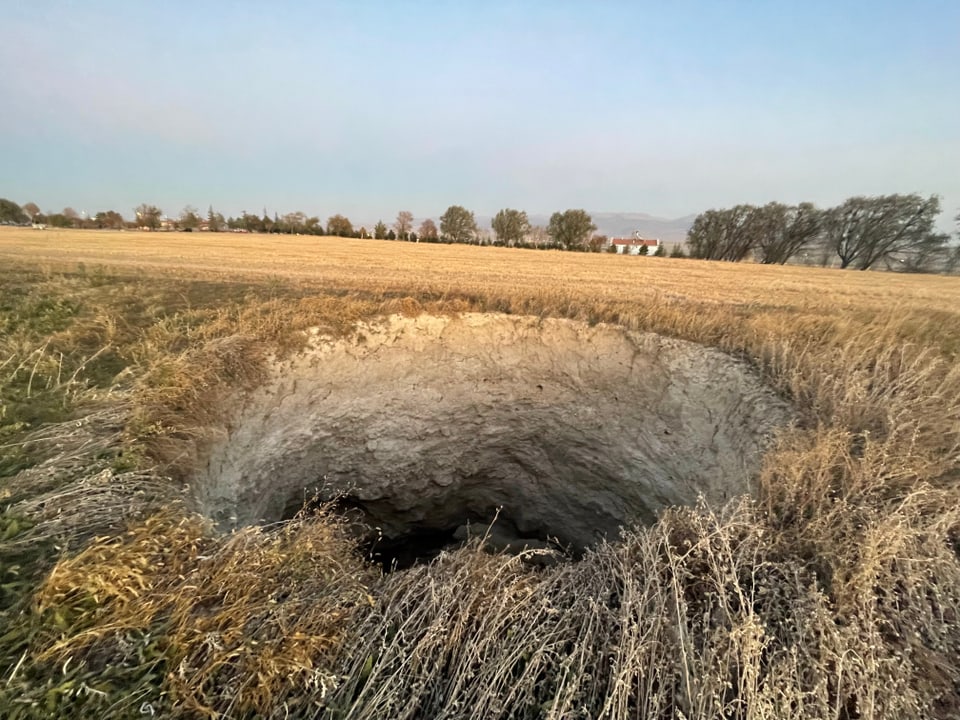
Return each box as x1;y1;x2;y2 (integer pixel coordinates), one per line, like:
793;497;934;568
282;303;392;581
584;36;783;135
609;235;661;255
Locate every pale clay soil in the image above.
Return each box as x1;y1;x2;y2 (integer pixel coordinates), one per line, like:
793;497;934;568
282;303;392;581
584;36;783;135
192;313;794;551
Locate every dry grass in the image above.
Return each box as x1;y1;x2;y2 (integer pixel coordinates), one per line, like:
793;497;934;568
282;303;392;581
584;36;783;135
1;226;959;718
2;226;959;321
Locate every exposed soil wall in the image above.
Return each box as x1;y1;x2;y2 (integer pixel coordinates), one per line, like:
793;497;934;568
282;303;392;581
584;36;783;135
191;314;793;552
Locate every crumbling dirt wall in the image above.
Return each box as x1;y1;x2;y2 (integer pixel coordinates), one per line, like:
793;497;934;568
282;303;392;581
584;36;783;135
192;314;793;550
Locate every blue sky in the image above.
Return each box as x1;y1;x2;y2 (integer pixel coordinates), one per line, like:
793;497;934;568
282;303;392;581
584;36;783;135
1;0;958;226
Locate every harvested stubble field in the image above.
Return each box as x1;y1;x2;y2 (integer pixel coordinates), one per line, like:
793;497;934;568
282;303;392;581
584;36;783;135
1;225;959;719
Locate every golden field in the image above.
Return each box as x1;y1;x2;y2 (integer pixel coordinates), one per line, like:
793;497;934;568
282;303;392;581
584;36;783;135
1;225;959;719
1;226;958;314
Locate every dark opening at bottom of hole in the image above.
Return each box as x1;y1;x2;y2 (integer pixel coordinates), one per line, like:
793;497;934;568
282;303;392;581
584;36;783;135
287;495;574;572
285;496;470;571
366;528;460;571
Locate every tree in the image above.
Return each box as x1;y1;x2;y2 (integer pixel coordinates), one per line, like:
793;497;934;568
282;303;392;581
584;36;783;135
491;208;531;246
279;211;307;234
585;234;607;252
180;205;201;231
949;209;960;274
49;207;81;228
685;205;758;261
753;202;823;264
653;242;666;257
135;204;162;230
824;194;945;270
22;202;41;219
240;211;262;232
304;216;322;234
527;225;550;247
946;243;960;275
893;231;952;273
373;220;388;240
46;213;73;228
327;214;354;237
395;211;414;240
94;210;125;229
261;210;274;234
547;209;596;250
440;205;478;243
208;206;225;232
418;218;438;241
670;244;687;258
0;199;28;224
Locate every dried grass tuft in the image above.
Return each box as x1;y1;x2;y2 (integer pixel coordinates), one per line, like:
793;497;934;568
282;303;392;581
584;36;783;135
27;506;375;717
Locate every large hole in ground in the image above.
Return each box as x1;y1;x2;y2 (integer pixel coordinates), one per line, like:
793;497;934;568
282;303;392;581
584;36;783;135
191;314;793;568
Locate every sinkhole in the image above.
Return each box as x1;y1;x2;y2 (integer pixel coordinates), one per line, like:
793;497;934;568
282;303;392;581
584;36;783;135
191;313;793;568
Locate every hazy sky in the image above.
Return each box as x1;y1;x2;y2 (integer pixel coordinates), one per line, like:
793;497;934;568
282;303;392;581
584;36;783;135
1;0;958;225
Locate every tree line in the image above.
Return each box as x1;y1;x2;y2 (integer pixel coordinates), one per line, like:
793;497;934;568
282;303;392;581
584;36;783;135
0;199;610;251
684;194;960;273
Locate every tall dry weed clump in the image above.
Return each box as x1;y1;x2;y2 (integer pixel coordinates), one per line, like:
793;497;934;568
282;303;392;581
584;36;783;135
328;495;959;719
17;508;375;718
1;258;959;718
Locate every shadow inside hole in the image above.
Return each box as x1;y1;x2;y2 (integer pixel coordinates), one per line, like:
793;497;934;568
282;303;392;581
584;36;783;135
366;527;461;571
285;493;569;572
